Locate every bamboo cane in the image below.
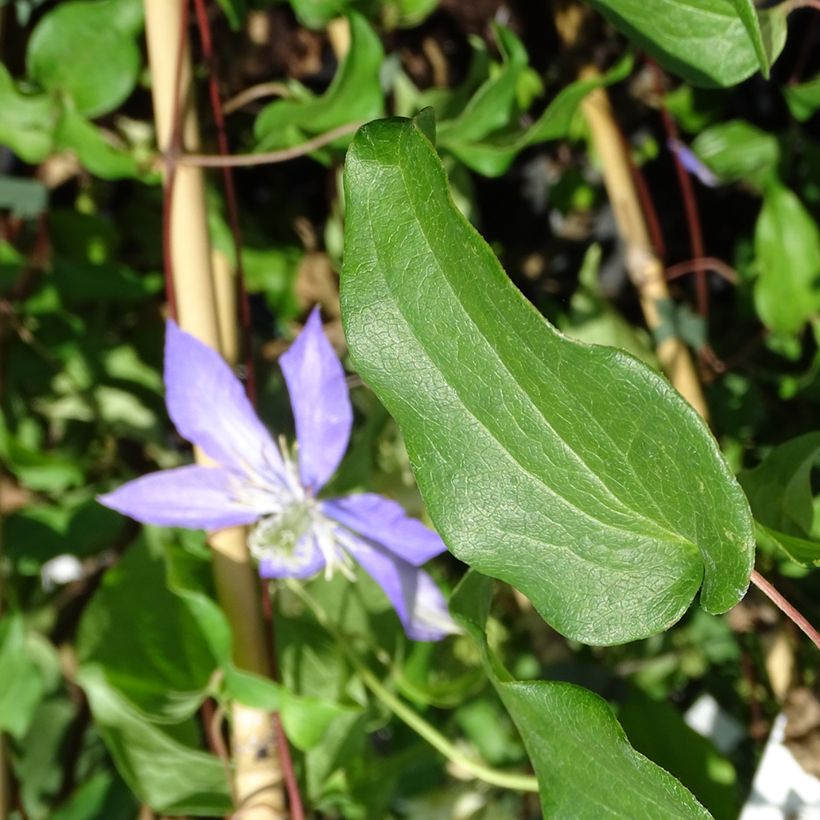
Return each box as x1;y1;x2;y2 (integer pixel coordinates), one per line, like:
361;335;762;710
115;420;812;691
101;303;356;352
142;3;286;816
555;4;709;421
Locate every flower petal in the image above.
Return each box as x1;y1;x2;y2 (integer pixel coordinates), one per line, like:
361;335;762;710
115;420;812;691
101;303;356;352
165;321;285;485
322;494;446;566
98;465;259;530
337;530;458;642
280;308;352;491
256;533;326;579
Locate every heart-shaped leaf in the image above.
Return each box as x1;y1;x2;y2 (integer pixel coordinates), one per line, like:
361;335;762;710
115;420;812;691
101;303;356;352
341;114;754;645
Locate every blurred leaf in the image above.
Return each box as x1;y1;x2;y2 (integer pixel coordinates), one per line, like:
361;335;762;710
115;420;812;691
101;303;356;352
27;0;143;117
225;666;363;751
445;55;632;177
582;0;785;87
342;115;754;645
437;25;528;150
754;184;820;336
77;666;231;816
0;63;57;163
51;771;137;820
14;697;75;817
0;176;48;219
451;572;712;819
562;243;659;367
784;73;820;123
0;613;54;738
254;11;383;154
0;415;85;491
692;120;779;189
618;693;738;820
739;432;820;565
215;0;246;28
55;110;142;180
77;531;219;720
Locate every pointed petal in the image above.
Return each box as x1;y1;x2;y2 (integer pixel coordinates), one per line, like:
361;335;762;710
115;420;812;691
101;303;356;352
280;308;352;491
164;321;285;485
256;533;326;579
98;465;259;530
337;531;458;642
322;494;446;566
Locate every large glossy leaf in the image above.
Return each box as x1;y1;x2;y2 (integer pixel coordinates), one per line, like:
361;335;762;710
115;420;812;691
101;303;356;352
754;184;820;336
582;0;786;87
739;433;820;565
253;11;383;153
341;115;754;645
451;572;712;818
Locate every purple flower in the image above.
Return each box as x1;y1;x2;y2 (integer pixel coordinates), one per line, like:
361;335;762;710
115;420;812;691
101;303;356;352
667;137;719;188
99;309;457;642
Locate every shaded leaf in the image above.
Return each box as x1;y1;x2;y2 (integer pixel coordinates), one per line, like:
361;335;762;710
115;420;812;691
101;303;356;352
739;433;820;565
692;120;780;190
451;572;712;819
754;184;820;336
582;0;785;87
27;0;143;117
341;115;754;645
254;12;383;154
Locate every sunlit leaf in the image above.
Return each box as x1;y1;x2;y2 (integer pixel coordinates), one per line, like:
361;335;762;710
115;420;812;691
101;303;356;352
341;114;754;645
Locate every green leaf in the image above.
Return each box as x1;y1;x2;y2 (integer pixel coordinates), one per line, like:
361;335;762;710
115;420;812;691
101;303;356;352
215;0;246;29
55;110;142;179
582;0;785;87
754;184;820;336
437;25;528;146
0;64;57;163
784;73;820;122
77;666;231;816
0;613;53;738
450;572;712;819
443;56;632;177
341;115;754;645
254;11;383;154
692;120;780;190
77;531;220;720
618;693;738;820
27;0;143;117
739;433;820;565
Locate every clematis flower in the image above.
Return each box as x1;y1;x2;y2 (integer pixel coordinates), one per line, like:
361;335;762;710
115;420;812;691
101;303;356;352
99;309;457;641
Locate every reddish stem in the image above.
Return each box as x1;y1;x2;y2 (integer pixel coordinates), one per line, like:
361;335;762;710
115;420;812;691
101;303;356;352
191;2;303;816
648;60;708;318
665;256;739;286
750;569;820;651
191;0;256;404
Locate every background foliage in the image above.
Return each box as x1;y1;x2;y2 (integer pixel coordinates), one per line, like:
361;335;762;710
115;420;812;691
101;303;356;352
1;0;820;817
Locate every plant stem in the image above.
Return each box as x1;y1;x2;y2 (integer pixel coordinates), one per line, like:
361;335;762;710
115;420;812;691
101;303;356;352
143;2;286;816
174;122;362;167
750;570;820;651
287;581;539;794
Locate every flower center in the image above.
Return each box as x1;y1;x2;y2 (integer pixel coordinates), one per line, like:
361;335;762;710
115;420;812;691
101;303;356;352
248;502;314;561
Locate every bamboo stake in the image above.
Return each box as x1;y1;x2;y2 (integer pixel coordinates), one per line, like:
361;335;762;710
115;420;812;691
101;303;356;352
142;3;286;816
555;5;709;421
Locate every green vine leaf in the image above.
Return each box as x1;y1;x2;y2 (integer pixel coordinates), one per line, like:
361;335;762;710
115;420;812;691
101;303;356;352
27;0;143;118
341;114;754;645
739;433;820;566
450;572;713;818
253;11;383;155
582;0;786;87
